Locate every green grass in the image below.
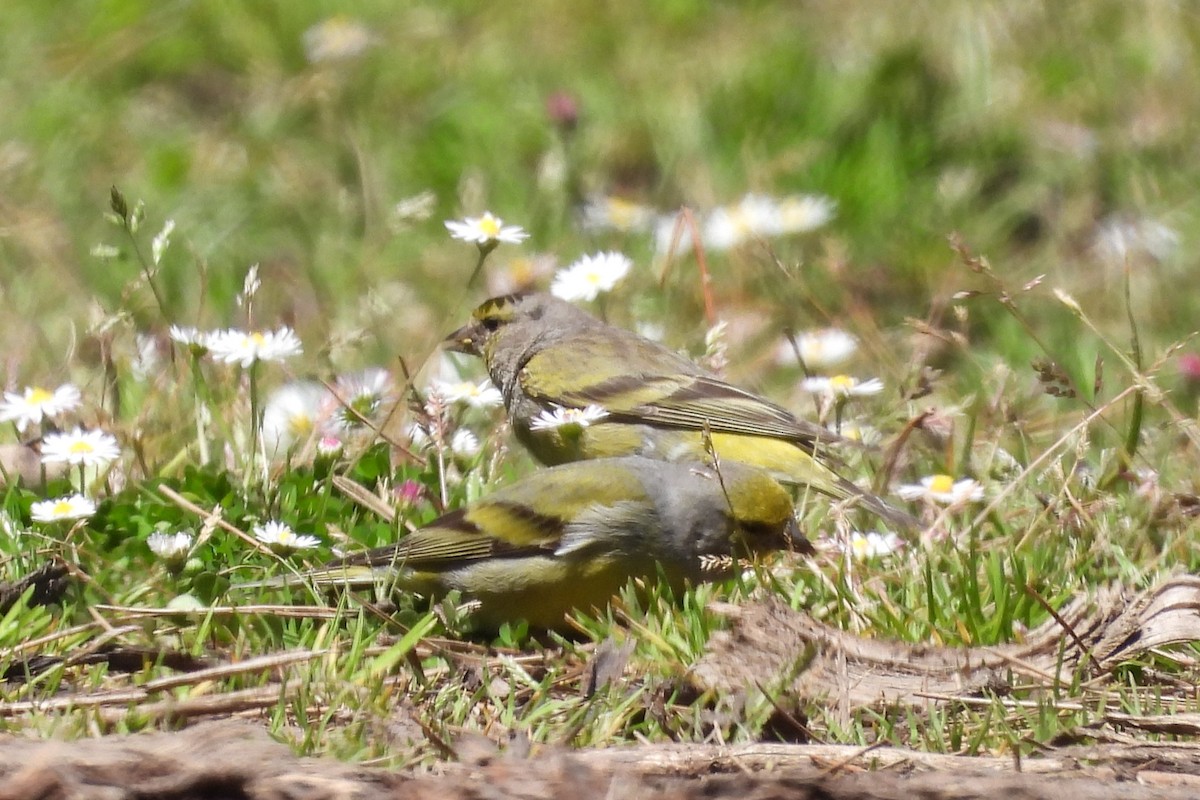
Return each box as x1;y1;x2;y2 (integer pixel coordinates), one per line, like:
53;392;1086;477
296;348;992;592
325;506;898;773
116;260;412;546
1;0;1199;769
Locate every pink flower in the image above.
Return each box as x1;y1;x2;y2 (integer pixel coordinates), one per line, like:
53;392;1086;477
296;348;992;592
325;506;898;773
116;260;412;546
395;480;424;506
1179;353;1200;382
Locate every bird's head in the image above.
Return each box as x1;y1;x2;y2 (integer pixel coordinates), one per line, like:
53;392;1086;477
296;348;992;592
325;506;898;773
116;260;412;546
445;293;593;373
721;464;811;556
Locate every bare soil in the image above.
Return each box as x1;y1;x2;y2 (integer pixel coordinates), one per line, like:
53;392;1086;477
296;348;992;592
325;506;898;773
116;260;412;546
6;575;1200;798
4;721;1200;799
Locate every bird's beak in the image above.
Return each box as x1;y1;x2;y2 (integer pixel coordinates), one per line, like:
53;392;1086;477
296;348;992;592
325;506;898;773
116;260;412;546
444;323;482;355
785;517;815;555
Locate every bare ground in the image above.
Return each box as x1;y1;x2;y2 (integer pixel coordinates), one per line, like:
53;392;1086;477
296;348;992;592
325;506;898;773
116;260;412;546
6;575;1200;798
5;721;1200;799
696;574;1200;709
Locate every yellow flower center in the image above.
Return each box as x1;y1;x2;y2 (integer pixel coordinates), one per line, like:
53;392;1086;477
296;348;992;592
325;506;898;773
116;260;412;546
508;257;534;282
289;414;314;435
52;501;72;515
830;375;856;391
28;387;53;404
850;535;870;559
928;474;955;494
479;215;501;236
69;441;95;454
250;332;266;346
609;199;640;228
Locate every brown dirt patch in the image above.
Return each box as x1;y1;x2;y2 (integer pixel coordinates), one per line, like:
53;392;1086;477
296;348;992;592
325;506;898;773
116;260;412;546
3;721;1200;799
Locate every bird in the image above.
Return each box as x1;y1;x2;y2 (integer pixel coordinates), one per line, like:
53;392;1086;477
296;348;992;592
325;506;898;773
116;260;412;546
445;292;914;529
242;457;805;632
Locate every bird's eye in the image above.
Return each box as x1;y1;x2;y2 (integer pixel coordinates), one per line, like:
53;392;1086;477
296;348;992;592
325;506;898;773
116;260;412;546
481;317;502;332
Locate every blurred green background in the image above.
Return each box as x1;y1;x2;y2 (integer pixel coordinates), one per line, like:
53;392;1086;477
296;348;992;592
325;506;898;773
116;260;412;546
1;0;1195;387
2;2;1199;756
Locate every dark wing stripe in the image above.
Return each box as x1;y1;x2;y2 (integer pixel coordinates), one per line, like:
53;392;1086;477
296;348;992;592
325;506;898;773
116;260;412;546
479;500;567;548
546;371;836;449
329;502;567;572
604;407;821;449
558;373;673;404
660;377;809;426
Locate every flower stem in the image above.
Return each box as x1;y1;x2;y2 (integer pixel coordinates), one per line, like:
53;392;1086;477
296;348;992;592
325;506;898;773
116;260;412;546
248;362;261;485
190;353;211;465
122;222;169;320
467;242;498;288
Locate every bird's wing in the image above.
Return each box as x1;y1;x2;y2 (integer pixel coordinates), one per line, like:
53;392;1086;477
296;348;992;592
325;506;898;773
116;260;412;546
613;375;831;446
334;465;650;572
334;503;562;572
522;342;835;450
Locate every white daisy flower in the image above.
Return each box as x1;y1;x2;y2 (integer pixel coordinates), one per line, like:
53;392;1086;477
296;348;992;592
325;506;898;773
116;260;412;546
1092;215;1179;264
450;429;480;457
800;375;884;399
444;212;529;246
431;379;503;410
653;214;684;257
777;328;859;369
253;521;320;552
0;384;82;433
485;253;558;296
207;328;303;367
334;368;392;428
169;326;211;353
703;193;835;251
578;195;656;233
41;427;121;467
529;404;610;431
147;530;194;561
703;194;781;251
777;194;836;234
261;381;331;456
550;251;633;302
897;474;985;506
31;494;97;523
830;421;882;446
848;531;902;561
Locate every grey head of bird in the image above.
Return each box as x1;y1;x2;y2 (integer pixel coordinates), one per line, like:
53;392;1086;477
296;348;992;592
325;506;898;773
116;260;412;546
443;293;601;394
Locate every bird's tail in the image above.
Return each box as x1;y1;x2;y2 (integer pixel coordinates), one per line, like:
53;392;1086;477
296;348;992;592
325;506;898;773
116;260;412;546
823;473;920;531
722;437;917;530
233;564;382;593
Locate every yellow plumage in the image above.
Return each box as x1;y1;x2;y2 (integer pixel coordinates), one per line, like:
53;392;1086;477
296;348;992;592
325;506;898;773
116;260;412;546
242;457;803;632
446;292;915;529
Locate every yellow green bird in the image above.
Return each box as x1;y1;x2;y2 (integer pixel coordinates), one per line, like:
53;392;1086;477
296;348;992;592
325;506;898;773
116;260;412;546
247;457;804;632
446;292;914;529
